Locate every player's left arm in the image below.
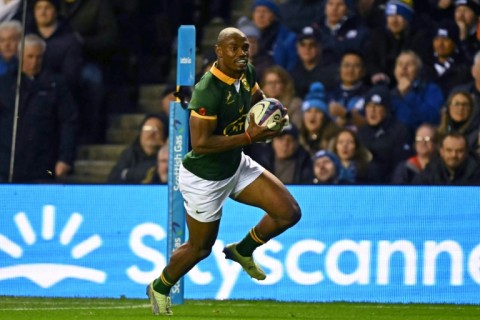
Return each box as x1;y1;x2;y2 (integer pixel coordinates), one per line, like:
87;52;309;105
190;110;279;154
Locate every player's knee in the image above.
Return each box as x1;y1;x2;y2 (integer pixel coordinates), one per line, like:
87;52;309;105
187;242;213;261
288;202;302;226
198;247;212;261
279;201;301;228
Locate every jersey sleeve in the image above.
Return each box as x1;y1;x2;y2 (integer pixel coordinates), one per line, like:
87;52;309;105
189;76;220;118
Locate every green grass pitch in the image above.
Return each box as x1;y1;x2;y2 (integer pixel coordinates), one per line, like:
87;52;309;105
1;296;480;320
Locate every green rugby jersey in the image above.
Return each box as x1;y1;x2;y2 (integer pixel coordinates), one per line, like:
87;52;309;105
182;63;259;180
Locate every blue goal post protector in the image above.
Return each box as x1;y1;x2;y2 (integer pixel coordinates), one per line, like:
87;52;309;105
167;25;195;305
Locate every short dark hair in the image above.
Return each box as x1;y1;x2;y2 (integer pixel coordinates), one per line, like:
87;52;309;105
440;132;467;147
340;49;365;64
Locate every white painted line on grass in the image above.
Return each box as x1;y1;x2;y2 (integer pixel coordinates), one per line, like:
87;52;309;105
0;304;151;311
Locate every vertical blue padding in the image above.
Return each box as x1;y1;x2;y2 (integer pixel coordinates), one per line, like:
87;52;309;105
176;25;196;86
167;25;195;305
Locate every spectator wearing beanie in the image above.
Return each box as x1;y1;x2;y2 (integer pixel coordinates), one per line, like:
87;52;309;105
312;149;341;184
299;82;340;155
251;0;298;71
357;85;413;182
423;20;470;97
290;25;339;99
365;0;430;87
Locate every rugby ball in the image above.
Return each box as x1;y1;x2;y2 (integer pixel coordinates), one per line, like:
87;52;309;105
245;98;288;132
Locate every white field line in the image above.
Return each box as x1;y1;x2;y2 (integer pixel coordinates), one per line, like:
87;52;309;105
0;304;151;311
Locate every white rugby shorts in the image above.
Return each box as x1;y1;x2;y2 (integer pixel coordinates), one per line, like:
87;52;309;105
179;152;264;222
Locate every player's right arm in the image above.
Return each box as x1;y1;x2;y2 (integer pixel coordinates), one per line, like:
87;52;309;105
189;112;278;155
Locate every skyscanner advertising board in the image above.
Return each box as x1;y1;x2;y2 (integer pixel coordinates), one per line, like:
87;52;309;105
0;185;479;304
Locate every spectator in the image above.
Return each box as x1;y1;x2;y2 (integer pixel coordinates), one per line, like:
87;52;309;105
59;0;119;143
143;141;169;184
331;128;381;183
312;149;342;184
195;48;216;83
254;124;313;185
365;0;430;86
290;25;339;98
390;50;445;132
314;0;370;65
251;0;297;71
155;142;168;184
28;0;82;92
453;50;480;126
299;82;341;155
261;65;302;129
356;0;386;31
413;132;480;184
0;34;79;182
392;123;438;184
454;0;480;64
107;114;168;184
279;0;325;33
0;0;21;22
160;83;176;117
237;15;272;82
423;20;470;96
0;19;20;76
59;0;118;67
437;90;479;149
328;50;370;129
424;0;455;23
357;85;413;182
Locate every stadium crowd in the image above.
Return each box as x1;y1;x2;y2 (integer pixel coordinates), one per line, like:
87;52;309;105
0;0;479;185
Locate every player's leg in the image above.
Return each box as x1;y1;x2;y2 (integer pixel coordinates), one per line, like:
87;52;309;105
147;214;220;315
162;214;220;282
235;169;301;242
223;155;301;280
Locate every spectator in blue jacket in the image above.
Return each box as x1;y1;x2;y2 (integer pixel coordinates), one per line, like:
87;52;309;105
390;50;445;133
251;0;298;71
0;19;20;76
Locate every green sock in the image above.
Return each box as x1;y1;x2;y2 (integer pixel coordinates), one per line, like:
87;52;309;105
236;228;265;257
152;269;174;295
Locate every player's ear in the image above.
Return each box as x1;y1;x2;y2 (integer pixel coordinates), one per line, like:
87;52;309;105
214;45;222;59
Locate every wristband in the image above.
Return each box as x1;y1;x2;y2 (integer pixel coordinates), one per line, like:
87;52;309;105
244;131;252;144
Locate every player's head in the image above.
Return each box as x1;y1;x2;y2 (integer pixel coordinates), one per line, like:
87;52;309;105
215;27;249;78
